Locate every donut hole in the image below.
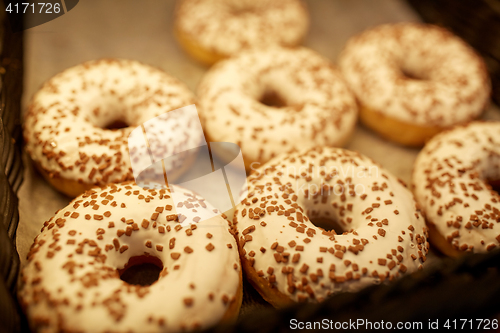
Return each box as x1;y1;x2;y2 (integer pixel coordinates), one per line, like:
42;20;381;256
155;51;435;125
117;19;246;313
227;5;257;15
309;217;342;235
400;67;426;81
225;0;262;15
103;119;130;130
86;103;137;130
259;89;288;108
118;255;164;286
488;179;500;195
397;54;432;81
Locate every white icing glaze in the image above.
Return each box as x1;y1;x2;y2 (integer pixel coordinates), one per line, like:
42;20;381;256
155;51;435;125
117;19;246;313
174;0;309;57
232;147;428;303
23;59;197;191
198;47;358;167
339;23;490;127
19;182;241;332
412;121;500;253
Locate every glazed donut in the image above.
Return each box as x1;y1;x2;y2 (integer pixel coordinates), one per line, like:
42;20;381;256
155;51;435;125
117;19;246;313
23;59;199;197
18;182;242;332
339;22;490;147
412;121;500;257
232;146;429;306
198;47;358;171
174;0;309;65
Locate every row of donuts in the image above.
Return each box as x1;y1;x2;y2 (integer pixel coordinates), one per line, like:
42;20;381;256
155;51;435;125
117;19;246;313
19;122;500;333
176;0;490;148
18;121;500;333
23;23;491;198
174;0;499;262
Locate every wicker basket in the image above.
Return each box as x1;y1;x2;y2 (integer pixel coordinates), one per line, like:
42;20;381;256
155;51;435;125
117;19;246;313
407;0;500;106
202;250;500;332
0;2;24;332
3;1;500;332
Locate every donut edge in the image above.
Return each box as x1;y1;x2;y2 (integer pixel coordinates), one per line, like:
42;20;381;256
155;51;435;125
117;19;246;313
32;145;199;198
220;265;244;323
238;241;296;308
174;27;226;66
359;104;449;147
424;220;462;258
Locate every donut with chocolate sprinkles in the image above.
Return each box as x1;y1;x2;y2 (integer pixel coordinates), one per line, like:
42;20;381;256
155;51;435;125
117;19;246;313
232;146;428;307
413;121;500;256
198;47;358;170
174;0;309;65
339;23;490;147
23;59;198;197
18;182;242;332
